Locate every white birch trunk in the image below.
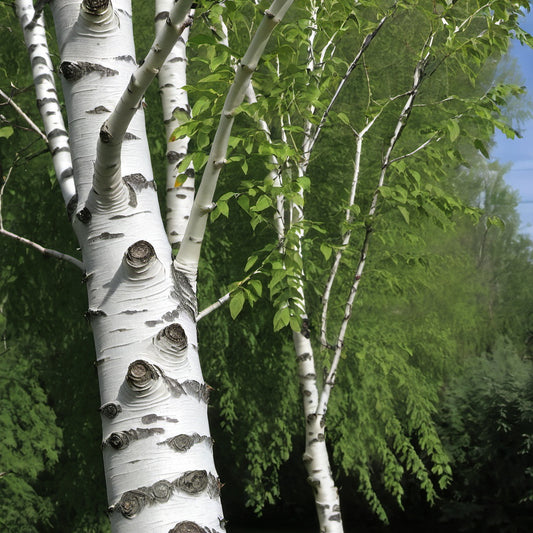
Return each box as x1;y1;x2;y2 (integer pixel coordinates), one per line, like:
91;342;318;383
49;1;223;531
155;0;195;249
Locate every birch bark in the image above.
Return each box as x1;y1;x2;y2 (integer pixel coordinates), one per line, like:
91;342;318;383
48;1;223;531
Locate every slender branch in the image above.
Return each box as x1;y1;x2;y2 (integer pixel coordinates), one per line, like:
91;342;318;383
174;0;294;276
92;0;195;202
305;8;394;160
15;0;76;208
0;88;47;142
156;0;195;249
387;134;440;166
0;227;84;270
0;162;83;270
317;32;436;416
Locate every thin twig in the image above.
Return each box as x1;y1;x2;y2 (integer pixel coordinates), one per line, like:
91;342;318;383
0;88;47;142
0;161;84;271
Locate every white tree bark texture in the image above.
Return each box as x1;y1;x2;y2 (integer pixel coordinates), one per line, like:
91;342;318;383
15;0;76;209
155;0;195;250
49;1;223;531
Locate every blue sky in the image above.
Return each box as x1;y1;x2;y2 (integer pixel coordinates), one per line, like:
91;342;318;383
492;10;533;239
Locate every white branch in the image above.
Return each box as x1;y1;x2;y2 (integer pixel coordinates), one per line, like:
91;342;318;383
15;0;76;209
92;0;195;203
156;0;195;250
174;0;294;276
317;32;436;417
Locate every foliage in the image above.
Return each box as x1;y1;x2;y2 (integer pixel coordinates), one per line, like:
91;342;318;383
437;338;533;532
1;0;533;530
0;339;62;533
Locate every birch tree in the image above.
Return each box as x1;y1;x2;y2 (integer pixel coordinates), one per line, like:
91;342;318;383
3;0;292;531
1;1;532;532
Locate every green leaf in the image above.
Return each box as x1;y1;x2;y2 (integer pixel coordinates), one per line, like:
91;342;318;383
320;243;332;261
244;255;258;272
229;290;245;319
398;206;410;224
0;126;14;139
273;307;290;331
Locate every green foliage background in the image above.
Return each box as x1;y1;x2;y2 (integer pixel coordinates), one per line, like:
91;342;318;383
0;0;533;531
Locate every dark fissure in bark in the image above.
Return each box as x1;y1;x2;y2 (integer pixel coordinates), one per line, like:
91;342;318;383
59;61;118;81
141;413;179;424
109;471;220;518
103;427;165;449
158;433;212;452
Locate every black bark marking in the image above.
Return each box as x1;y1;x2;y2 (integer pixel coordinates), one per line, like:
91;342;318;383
31;56;47;68
103;427;165;450
88;232;124;243
156;366;210;403
109;472;219;518
117;8;132;18
84;308;107;320
114;55;136;64
329;514;342;522
47;128;68;139
99;402;122;419
99;122;112;143
60;168;73;182
154;10;169;22
145;320;164;327
123;173;156;208
59;61;118;81
124;132;140;140
109;210;150;220
169;56;186;63
34;73;54;85
170;267;197;319
166;151;184;163
67;194;78;221
119;309;149;315
37;97;58;108
158;433;212;452
52;146;70;156
86;105;111;114
141;414;178;424
76;207;92;224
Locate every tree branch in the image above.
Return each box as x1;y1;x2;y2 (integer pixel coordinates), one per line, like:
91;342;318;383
174;0;294;276
92;0;195;203
317;32;436;416
14;0;76;209
0;162;83;270
156;0;195;250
